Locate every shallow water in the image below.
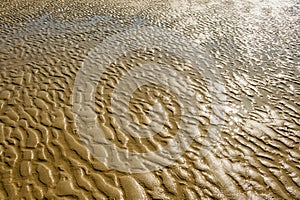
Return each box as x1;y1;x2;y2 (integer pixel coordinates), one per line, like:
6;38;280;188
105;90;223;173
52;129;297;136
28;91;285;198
0;0;299;199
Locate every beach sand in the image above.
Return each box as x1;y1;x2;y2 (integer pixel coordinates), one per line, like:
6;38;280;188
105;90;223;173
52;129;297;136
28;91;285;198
0;0;299;199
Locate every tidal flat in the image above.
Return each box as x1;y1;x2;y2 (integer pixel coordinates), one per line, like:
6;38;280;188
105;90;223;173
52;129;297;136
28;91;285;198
0;0;299;199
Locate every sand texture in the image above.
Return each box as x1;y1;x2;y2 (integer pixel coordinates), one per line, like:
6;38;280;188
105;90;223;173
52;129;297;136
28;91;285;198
0;0;299;199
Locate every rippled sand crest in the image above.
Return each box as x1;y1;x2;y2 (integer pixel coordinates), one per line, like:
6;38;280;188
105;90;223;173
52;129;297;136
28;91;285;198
0;0;299;199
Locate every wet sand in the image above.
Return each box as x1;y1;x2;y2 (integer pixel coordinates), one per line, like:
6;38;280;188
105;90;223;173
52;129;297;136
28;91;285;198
0;0;299;199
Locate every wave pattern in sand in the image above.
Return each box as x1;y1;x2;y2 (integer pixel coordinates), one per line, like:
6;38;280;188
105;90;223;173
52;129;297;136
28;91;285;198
0;0;299;199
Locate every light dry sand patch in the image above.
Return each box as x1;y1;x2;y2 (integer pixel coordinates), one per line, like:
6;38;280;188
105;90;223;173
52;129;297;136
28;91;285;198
0;0;299;199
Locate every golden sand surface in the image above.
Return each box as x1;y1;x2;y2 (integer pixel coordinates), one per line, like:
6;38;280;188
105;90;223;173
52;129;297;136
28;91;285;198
0;0;299;199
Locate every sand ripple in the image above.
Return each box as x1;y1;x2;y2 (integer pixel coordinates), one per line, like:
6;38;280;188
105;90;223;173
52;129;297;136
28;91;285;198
0;0;299;199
